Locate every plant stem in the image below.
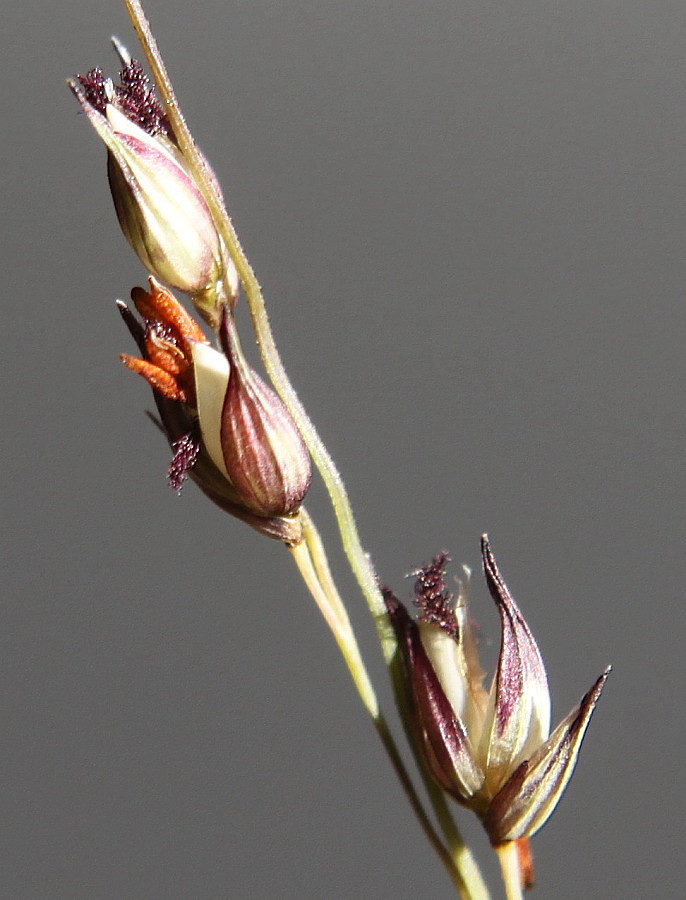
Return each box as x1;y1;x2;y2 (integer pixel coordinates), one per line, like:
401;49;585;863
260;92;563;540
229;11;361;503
295;510;489;899
122;0;392;655
495;842;524;900
388;649;490;900
288;524;377;717
289;518;467;894
431;790;490;900
121;4;489;896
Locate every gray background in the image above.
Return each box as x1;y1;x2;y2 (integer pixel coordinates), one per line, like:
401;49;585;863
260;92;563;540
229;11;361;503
3;0;684;897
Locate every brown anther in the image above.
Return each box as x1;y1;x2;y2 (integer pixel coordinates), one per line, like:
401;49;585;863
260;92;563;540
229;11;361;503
121;280;207;405
120;354;187;402
130;286;161;322
145;328;186;376
131;278;206;356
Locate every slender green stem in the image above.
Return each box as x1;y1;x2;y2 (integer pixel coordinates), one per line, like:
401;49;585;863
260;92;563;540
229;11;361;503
289;533;378;717
296;508;496;898
122;0;393;657
297;510;488;899
296;524;488;900
289;521;470;895
299;508;352;631
371;714;468;896
427;786;490;900
121;4;488;896
495;842;523;900
388;647;490;900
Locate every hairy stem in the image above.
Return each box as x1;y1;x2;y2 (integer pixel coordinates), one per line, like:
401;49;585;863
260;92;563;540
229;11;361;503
123;0;392;656
121;3;489;895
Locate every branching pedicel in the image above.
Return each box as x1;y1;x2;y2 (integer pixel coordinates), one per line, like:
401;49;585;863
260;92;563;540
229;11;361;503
69;3;610;897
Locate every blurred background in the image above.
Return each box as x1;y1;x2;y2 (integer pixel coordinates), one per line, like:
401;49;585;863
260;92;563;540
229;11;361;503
3;0;684;896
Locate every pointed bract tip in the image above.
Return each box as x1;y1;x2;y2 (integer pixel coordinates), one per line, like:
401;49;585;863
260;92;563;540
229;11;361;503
484;663;610;843
111;35;132;66
480;533;497;574
66;77;84;100
380;583;401;615
480;534;502;588
115;298;145;352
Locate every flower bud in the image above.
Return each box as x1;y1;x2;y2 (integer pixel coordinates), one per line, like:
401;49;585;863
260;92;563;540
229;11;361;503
192;311;312;517
69;64;225;295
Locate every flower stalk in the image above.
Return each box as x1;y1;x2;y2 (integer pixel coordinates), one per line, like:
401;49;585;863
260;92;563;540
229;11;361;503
291;512;487;899
118;1;480;891
69;4;612;898
120;0;391;642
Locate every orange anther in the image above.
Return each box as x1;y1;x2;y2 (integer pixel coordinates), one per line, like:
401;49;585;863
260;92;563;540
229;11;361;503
120;354;187;402
131;278;206;347
145;329;186;376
